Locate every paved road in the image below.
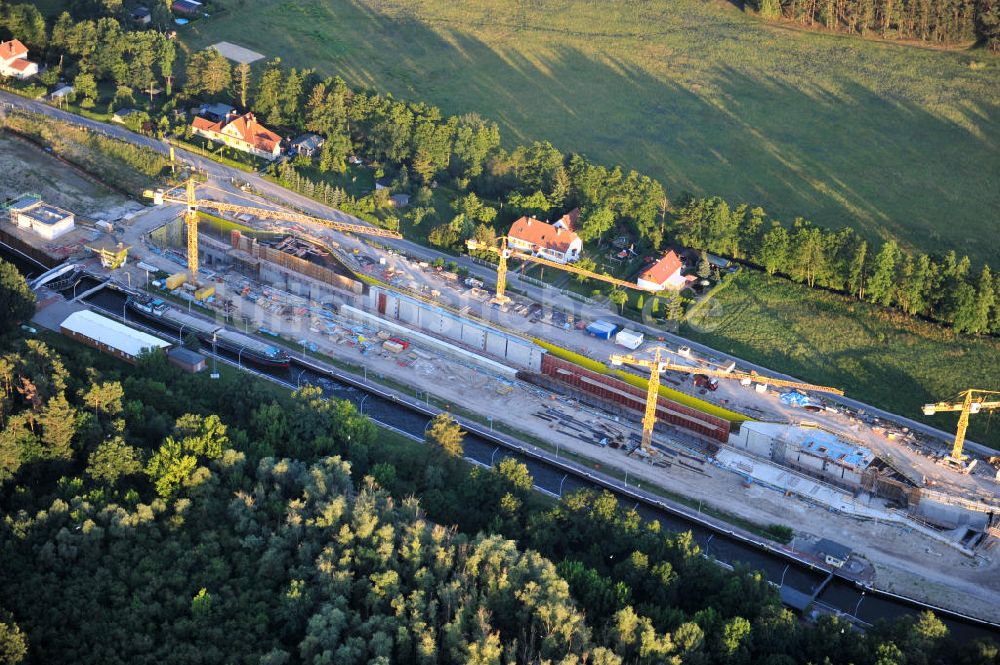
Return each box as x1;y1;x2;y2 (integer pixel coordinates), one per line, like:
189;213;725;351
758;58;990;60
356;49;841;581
2;89;990;455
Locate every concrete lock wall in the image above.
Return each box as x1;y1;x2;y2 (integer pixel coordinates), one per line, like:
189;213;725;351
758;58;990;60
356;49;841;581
913;498;990;530
340;305;518;379
364;287;544;372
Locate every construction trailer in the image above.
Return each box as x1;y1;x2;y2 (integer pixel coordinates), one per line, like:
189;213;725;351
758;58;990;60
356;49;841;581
614;329;644;350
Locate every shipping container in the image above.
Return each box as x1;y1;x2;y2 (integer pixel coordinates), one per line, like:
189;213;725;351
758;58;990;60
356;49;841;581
194;286;215;301
585;320;618;340
165;272;187;290
382;340;404;353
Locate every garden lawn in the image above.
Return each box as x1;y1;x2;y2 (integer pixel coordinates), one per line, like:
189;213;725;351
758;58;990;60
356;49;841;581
682;271;1000;447
183;0;1000;264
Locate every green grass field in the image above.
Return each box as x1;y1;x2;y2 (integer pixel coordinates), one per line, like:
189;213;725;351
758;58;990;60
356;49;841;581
683;271;1000;446
184;0;1000;264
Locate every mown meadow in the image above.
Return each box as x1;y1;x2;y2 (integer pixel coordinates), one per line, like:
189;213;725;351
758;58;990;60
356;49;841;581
184;0;1000;264
683;271;1000;446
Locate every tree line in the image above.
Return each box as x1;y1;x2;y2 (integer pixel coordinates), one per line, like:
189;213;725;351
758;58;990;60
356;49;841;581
747;0;1000;51
0;259;996;663
672;196;1000;334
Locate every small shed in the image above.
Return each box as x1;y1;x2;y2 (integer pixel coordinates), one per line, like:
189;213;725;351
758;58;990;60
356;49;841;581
112;108;141;124
49;85;74;101
171;0;201;15
815;539;852;568
390;193;410;208
167;346;207;373
585;320;617;340
614;329;644;350
131;6;152;24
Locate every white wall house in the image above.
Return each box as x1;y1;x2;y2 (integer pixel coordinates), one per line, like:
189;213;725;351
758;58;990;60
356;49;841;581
0;40;39;79
508;216;582;264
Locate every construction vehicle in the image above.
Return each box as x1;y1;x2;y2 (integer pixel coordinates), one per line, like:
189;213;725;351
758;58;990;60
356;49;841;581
922;389;1000;467
466;236;654;306
145;178;403;284
610;348;843;454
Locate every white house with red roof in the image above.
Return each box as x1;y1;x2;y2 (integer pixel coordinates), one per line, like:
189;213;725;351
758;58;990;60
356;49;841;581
191;112;284;160
0;40;39;80
636;250;690;291
508;216;582;264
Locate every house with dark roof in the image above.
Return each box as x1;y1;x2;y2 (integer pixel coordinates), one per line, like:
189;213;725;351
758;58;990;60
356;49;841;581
636;250;688;291
815;539;852;568
171;0;201;16
191;112;284;160
0;39;39;80
291;133;325;157
131;6;152;25
507;216;582;264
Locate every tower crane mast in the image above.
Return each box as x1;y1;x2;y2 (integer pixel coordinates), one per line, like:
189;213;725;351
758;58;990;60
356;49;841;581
146;179;403;284
610;348;843;454
922;389;1000;463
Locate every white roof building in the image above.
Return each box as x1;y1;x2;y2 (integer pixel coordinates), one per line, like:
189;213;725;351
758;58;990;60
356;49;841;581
8;196;75;241
60;310;171;363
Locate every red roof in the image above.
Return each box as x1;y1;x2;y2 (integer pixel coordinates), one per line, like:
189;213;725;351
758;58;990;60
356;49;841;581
639;250;683;286
192;112;281;153
509;216;580;254
0;40;29;62
8;59;33;72
553;208;580;232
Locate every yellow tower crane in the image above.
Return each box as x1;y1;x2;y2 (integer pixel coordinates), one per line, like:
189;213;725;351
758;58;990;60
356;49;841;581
922;390;1000;463
145;179;403;284
466;236;654;305
610;348;843;453
609;347;671;453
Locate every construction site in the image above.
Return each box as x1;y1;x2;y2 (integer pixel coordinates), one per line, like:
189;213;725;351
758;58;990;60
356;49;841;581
18;174;1000;625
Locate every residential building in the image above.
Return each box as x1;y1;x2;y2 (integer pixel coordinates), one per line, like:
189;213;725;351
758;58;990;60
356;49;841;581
507;216;582;264
636;250;687;291
291;133;325;157
8;196;75;241
390;193;411;208
191;112;284;160
0;39;39;80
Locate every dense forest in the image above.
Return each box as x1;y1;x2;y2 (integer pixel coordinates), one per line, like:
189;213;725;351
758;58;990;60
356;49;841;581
747;0;1000;50
0;261;997;663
